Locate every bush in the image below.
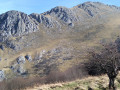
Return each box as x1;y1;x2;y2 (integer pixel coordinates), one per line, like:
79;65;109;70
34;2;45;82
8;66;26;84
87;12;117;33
85;41;120;89
0;77;45;90
46;63;87;83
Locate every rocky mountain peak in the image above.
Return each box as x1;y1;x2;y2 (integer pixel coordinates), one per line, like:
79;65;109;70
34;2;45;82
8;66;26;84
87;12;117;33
29;13;61;28
77;1;106;8
77;2;110;16
44;6;69;15
43;6;77;24
0;10;39;37
0;1;120;40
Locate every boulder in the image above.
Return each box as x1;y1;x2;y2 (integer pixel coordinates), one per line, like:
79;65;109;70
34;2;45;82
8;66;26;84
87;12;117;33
0;45;4;50
25;55;32;62
0;57;1;61
68;23;74;27
4;59;7;61
0;70;5;81
17;65;26;74
63;56;73;60
17;56;26;64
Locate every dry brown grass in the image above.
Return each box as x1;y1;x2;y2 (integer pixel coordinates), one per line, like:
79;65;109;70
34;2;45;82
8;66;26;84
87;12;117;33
26;73;120;90
0;76;46;90
0;62;87;90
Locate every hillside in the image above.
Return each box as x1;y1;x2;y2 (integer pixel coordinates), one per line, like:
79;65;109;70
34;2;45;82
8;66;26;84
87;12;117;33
0;1;120;80
26;73;120;90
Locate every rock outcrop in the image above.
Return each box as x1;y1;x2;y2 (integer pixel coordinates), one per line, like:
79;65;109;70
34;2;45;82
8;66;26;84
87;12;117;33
17;65;26;75
0;45;4;50
43;6;78;23
17;56;26;64
11;56;27;75
0;10;39;37
29;13;61;28
25;55;32;62
0;70;5;81
77;2;117;16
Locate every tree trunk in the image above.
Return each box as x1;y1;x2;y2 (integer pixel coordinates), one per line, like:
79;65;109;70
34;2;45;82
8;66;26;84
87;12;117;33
109;77;116;90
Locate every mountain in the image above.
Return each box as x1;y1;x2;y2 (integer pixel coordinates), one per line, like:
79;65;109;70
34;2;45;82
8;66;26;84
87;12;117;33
0;2;120;38
0;10;39;36
0;2;120;80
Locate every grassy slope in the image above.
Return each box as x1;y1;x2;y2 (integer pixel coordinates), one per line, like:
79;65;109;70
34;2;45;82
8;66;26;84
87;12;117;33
25;14;120;89
26;73;120;90
0;13;120;77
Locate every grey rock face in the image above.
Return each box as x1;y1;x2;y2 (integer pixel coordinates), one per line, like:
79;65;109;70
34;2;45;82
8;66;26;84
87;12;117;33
0;45;4;50
29;13;61;28
5;39;22;50
44;6;77;23
10;62;27;75
0;31;10;42
25;55;32;62
17;65;26;74
78;2;101;16
0;70;5;81
77;2;119;17
17;56;26;64
109;5;120;10
0;10;39;37
6;40;16;50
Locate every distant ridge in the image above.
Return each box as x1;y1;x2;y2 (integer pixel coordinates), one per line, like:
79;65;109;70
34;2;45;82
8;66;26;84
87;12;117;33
0;1;120;39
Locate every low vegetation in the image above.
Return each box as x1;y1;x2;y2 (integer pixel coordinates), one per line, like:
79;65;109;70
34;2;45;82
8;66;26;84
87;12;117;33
0;63;87;90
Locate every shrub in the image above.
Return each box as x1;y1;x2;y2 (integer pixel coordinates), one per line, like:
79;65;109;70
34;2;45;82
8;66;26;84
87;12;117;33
85;41;120;89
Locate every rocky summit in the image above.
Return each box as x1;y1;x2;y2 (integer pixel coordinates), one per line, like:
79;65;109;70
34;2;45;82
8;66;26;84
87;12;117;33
0;2;120;39
0;10;39;36
0;1;120;81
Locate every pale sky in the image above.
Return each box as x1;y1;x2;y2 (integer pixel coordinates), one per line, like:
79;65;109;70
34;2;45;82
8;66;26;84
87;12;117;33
0;0;120;14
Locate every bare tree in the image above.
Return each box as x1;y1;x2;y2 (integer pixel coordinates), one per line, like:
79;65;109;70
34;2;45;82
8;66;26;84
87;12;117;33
85;41;120;90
